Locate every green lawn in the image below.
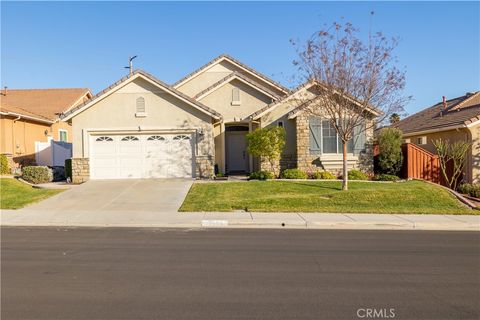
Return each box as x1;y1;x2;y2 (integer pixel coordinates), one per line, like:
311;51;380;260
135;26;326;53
180;180;475;214
0;178;63;209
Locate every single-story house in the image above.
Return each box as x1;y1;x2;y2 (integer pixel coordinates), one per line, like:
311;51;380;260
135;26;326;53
0;88;92;167
392;91;480;183
61;54;377;182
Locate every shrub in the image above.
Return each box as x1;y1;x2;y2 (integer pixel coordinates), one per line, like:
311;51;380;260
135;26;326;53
458;183;480;198
1;154;10;175
248;171;274;180
246;127;286;176
22;166;53;184
377;127;403;175
312;170;336;180
348;170;369;180
65;159;72;180
373;174;400;182
281;169;307;179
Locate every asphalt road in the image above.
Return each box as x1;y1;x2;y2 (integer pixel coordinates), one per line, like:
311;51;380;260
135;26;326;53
1;227;479;320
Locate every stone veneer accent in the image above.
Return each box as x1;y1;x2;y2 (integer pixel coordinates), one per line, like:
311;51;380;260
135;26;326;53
260;153;297;175
195;155;214;179
295;114;374;175
72;158;90;184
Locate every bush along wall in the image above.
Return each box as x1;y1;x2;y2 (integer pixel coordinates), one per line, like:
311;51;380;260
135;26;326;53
22;166;53;184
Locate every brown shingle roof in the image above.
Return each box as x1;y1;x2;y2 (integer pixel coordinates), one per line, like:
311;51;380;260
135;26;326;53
193;71;282;100
0;104;53;123
393;92;480;134
173;54;290;94
0;88;91;121
61;70;222;120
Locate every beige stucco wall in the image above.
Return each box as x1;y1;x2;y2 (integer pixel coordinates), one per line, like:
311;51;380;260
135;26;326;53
199;79;273;122
176;60;286;98
404;128;474;183
70;77;215;178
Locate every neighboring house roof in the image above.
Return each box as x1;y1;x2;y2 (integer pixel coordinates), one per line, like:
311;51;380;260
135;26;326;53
193;71;282;101
0;104;54;124
0;88;91;121
173;54;290;95
61;70;222;121
393;92;480;135
249;80;382;120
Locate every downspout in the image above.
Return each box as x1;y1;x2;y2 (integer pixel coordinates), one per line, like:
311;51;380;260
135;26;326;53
12;115;21;157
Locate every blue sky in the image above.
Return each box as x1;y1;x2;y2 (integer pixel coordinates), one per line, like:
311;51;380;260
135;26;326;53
1;1;479;115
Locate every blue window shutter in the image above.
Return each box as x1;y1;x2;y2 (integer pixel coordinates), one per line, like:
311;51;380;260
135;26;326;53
309;117;322;154
353;121;366;155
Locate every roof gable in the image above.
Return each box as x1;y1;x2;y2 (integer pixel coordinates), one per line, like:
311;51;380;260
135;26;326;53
193;71;281;101
61;70;222;121
173;54;290;96
250;81;382;120
393;92;480;134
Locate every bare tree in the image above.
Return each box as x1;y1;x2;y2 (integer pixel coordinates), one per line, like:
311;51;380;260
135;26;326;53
291;19;410;190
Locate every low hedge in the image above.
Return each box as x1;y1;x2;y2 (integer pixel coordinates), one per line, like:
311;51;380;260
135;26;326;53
249;171;275;180
348;170;369;180
312;170;336;180
22;166;53;184
458;183;480;198
373;174;400;182
281;169;308;179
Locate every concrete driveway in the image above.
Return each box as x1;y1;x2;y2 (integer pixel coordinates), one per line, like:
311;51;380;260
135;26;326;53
25;179;193;213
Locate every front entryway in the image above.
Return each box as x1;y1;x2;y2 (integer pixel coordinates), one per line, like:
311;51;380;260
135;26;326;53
225;126;249;173
89;133;194;179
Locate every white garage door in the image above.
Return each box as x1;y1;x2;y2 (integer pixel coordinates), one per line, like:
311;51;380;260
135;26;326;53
90;134;194;179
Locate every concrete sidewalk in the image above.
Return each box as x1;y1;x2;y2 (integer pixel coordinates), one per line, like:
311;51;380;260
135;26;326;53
1;208;479;231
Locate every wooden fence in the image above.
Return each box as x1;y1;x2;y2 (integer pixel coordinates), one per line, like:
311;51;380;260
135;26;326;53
401;143;443;184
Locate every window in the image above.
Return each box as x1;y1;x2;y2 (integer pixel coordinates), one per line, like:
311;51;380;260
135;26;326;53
309;117;364;155
417;136;427;145
231;87;241;106
121;136;139;141
277;121;284;127
95;136;113;142
136;97;146;117
173;135;190;141
59;129;68;142
147;135;166;141
402;138;411;144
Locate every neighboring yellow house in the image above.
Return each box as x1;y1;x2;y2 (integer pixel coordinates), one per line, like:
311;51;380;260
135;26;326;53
393;91;480;183
0;88;92;167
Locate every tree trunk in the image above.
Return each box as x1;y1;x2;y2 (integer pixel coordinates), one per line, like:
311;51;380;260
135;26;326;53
342;141;348;191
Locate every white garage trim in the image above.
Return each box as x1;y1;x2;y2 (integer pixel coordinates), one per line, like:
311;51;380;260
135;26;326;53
81;127;201;158
89;131;196;179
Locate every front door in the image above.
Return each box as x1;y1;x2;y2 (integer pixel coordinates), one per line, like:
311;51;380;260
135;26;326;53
226;132;249;173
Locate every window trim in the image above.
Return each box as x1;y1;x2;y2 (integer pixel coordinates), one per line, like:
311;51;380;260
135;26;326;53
231;87;241;106
58;129;68;142
417;136;427;145
309;117;356;155
135;97;147;117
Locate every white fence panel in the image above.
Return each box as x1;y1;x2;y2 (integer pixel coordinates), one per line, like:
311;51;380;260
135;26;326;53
52;141;72;166
35;139;72;166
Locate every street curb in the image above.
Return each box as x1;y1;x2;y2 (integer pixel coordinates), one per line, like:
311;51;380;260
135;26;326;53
2;220;479;231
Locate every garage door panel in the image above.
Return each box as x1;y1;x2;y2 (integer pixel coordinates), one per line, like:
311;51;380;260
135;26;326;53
90;133;195;179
